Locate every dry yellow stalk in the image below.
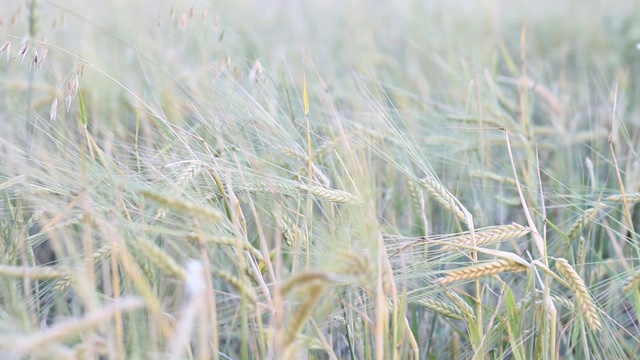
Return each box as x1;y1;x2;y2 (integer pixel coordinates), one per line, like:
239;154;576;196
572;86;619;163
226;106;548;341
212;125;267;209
555;258;601;332
438;259;527;285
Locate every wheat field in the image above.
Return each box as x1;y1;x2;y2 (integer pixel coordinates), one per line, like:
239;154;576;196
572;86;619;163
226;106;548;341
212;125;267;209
1;0;640;359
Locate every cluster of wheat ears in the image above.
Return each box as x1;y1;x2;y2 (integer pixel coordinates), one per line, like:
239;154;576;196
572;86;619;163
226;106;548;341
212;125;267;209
2;0;640;359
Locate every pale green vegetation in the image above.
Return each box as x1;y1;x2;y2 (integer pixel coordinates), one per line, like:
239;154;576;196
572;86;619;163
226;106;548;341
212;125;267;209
2;0;640;359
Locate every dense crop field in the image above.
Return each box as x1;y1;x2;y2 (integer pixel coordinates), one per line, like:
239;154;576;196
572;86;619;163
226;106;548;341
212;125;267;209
2;1;640;359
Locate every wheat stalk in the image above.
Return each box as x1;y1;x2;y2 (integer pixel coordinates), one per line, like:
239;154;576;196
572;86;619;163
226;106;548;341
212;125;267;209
441;223;530;251
438;259;527;285
555;258;601;332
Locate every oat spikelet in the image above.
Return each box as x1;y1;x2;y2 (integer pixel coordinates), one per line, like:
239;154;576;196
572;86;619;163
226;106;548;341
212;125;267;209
555;258;601;332
140;189;224;222
418;176;467;223
416;297;464;320
622;271;640;292
65;75;79;111
566;206;602;242
606;192;640;203
0;265;69;280
441;223;530;251
0;40;11;61
15;38;29;62
438;259;527;285
136;241;187;280
50;97;58;122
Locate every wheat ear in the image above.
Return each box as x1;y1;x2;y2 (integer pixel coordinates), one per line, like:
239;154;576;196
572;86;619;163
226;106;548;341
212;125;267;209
555;258;601;332
0;265;69;280
136;241;187;280
606;192;640;203
565;206;602;242
416;297;464;320
441;223;530;250
622;271;640;292
418;176;467;223
438;260;527;285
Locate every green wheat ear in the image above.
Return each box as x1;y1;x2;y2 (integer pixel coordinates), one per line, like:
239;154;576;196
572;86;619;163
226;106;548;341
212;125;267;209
28;0;41;39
